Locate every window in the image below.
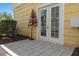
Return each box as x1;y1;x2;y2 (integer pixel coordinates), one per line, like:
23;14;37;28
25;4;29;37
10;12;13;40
41;9;47;36
51;6;59;38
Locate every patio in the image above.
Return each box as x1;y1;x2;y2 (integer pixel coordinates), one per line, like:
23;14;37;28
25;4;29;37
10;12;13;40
2;39;75;56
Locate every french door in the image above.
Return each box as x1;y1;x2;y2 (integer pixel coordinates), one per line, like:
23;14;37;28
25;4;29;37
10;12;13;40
38;7;49;41
38;4;64;44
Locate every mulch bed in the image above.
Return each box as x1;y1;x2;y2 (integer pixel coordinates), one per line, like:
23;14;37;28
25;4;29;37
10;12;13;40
0;34;29;44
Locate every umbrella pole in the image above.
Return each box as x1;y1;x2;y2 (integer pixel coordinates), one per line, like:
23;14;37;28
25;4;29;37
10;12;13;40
30;25;33;40
28;26;30;39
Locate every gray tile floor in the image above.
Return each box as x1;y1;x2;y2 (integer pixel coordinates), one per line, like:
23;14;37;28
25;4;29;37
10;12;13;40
4;39;74;56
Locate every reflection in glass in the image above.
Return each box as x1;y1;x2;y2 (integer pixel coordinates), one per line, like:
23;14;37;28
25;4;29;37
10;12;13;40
51;6;59;38
41;9;47;36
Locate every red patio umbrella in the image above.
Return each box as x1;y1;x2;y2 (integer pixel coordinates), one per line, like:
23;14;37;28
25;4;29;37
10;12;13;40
28;9;37;40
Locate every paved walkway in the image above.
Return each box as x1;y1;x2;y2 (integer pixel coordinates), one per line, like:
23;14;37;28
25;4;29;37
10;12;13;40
0;46;10;56
3;39;74;56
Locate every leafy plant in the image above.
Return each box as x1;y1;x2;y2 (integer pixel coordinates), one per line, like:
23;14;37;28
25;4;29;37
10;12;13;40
0;12;13;20
0;13;17;37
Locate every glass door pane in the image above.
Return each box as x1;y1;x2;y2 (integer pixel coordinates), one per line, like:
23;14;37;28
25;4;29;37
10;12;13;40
41;9;47;36
51;6;59;38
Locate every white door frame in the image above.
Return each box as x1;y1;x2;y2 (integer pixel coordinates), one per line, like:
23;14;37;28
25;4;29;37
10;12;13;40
36;3;64;45
38;7;49;41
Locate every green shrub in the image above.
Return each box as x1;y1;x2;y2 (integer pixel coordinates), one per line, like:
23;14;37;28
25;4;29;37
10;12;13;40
0;13;17;37
0;13;13;20
0;20;17;37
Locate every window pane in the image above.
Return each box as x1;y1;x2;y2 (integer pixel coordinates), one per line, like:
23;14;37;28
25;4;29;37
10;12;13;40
51;6;59;38
56;6;59;17
51;8;55;17
51;32;54;37
54;33;59;38
41;9;47;36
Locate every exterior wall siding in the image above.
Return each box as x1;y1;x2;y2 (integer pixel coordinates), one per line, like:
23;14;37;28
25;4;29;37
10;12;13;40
14;3;42;39
64;3;79;47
